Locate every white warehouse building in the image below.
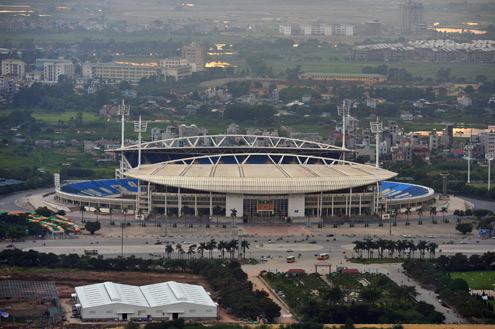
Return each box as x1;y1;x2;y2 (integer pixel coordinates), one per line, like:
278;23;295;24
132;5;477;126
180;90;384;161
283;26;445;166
75;281;217;321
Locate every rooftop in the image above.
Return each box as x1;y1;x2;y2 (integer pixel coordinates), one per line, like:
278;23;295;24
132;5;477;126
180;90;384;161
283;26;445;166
75;281;215;309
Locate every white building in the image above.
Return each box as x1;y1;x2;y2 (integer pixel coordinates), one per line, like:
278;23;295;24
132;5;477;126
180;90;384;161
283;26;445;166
42;59;74;83
279;25;292;36
1;59;26;79
160;57;197;72
163;65;193;80
333;24;354;36
75;281;217;321
82;62;160;83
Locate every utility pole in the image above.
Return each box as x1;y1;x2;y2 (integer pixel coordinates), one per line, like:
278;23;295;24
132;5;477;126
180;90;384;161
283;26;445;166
464;144;474;184
370;117;383;168
338;99;351;161
487;154;494;191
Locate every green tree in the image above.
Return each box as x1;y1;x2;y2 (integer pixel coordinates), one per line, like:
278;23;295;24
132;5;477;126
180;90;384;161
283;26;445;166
456;223;473;235
85;221;101;234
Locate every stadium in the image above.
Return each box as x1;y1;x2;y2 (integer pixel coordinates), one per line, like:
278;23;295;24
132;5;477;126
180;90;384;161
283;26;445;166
54;134;435;221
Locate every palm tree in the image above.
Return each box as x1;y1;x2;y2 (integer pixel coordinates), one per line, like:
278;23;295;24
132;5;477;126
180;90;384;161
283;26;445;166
427;242;438;258
417;208;423;224
187;244;196;259
228;239;239;259
417;240;428;259
165;244;174;259
79;205;86;223
207;239;217;259
240;240;250;258
430;206;437;224
405;206;411;225
217;240;227;258
197;242;207;258
441;207;448;223
95;205;101;222
176;243;184;259
109;206;113;223
122;206;128;224
392;208;399;225
353;240;364;258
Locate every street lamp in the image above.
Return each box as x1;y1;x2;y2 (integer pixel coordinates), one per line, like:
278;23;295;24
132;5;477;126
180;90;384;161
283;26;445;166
370;117;383;168
486;153;494;191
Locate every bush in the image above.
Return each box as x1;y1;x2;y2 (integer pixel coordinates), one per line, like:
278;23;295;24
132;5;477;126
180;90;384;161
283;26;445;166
85;221;101;234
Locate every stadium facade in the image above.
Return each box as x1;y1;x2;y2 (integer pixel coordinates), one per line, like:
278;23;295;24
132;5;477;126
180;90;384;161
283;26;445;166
54;134;435;221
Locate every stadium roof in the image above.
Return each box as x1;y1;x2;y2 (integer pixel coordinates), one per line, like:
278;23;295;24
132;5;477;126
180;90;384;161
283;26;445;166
75;281;215;309
112;134;351;152
125;153;396;194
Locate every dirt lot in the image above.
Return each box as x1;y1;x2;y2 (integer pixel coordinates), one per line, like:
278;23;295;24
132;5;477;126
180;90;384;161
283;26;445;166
0;268;237;323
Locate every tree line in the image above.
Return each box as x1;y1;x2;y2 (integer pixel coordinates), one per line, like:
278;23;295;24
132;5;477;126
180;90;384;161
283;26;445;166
353;239;438;259
164;239;250;260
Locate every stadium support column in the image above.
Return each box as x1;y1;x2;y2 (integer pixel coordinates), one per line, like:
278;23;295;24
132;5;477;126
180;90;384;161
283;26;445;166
349;188;353;216
358;194;362;216
164;191;168;217
209;192;213;217
178;187;182;217
194;195;198;217
331;195;334;217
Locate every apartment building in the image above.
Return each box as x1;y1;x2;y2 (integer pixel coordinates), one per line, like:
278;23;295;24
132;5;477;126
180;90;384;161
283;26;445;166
1;59;26;79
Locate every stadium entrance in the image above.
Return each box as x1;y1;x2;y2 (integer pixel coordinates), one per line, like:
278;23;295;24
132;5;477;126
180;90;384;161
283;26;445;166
243;197;288;219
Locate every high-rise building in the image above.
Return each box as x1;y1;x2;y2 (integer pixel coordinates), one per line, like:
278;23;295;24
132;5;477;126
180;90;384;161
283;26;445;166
181;42;206;71
41;59;74;83
400;0;425;34
1;59;26;79
480;127;495;156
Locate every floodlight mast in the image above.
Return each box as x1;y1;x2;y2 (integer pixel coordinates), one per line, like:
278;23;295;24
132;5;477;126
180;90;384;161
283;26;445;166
338;99;351;161
118;99;130;176
465;144;474;184
370;117;383;168
133;115;148;169
486;153;494;191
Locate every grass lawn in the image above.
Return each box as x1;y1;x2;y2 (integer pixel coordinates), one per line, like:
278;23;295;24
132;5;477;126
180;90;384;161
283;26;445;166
450;271;495;290
32;111;99;124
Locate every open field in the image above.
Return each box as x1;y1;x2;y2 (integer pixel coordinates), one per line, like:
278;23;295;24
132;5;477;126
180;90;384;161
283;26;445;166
32;111;99;124
450;271;495;290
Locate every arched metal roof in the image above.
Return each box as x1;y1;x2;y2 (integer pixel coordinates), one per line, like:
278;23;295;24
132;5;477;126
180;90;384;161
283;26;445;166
124;153;396;195
112;134;351;152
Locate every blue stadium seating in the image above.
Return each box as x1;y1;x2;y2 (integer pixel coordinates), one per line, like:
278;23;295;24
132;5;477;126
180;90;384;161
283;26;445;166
61;178;138;197
379;181;429;200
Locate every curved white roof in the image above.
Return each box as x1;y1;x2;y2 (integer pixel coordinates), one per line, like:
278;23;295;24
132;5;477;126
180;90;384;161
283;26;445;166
125;153;396;194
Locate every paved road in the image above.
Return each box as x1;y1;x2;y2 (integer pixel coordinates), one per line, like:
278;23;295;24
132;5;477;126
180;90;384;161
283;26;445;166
460;196;495;212
0;188;52;211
